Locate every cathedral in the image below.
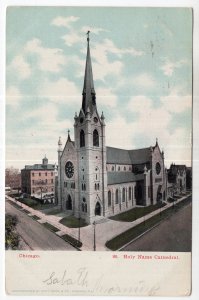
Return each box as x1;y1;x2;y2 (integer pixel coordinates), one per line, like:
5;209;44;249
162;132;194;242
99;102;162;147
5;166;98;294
57;34;167;224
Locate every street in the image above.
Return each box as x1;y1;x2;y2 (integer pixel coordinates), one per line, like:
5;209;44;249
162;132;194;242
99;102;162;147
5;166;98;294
121;202;192;252
5;200;77;251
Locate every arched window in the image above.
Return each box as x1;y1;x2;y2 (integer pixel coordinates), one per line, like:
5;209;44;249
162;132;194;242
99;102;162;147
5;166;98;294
80;130;85;147
95;183;97;190
118;166;120;171
82;202;84;212
112;166;115;171
97;183;100;190
122;188;125;202
115;189;119;204
93;129;99;147
84;184;86;191
82;183;84;191
124;166;126;171
129;187;131;200
82;198;87;213
108;191;111;207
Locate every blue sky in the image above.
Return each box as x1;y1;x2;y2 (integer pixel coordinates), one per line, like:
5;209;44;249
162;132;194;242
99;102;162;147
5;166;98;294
6;7;192;169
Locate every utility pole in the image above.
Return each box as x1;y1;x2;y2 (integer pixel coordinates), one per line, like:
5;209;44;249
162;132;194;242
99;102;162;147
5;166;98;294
93;221;96;251
78;213;81;242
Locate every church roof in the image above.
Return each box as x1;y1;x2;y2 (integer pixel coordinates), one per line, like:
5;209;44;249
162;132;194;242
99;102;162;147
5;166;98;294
106;147;131;164
107;172;144;185
106;146;151;165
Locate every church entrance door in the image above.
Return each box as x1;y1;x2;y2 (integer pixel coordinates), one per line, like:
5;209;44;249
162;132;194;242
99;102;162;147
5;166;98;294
66;195;72;210
95;202;101;216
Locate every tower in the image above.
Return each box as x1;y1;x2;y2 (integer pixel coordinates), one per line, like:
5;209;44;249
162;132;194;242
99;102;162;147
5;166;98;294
74;32;107;224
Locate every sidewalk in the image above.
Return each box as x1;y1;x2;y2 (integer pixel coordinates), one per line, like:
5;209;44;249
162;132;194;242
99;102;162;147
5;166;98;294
6;193;191;251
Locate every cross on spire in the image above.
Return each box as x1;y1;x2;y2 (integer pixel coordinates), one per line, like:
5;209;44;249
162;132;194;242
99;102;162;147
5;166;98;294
87;30;90;42
67;129;71;142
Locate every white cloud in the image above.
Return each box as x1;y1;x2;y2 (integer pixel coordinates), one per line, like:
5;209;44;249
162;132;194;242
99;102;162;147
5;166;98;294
24;38;66;73
81;26;109;35
133;73;156;89
128;95;171;137
79;39;124;81
8;55;31;80
51;16;79;28
106;115;135;149
101;39;144;58
62;26;108;47
160;93;192;113
6;86;22;106
160;59;187;77
126;95;191;165
40;77;80;104
97;87;117;108
62;30;83;46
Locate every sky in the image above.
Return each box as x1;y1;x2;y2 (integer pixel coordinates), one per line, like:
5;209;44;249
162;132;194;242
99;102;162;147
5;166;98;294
6;7;192;169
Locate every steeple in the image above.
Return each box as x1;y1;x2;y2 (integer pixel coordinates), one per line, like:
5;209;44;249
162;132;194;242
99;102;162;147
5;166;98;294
82;31;96;114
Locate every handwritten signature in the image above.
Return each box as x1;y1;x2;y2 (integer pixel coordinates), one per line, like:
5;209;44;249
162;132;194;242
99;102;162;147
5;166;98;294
43;267;88;287
42;268;160;295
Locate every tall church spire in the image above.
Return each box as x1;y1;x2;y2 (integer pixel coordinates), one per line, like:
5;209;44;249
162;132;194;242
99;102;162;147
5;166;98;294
82;31;96;114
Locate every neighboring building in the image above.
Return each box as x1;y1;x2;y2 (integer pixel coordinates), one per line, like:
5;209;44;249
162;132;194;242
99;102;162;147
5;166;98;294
57;34;167;224
5;167;21;190
186;167;192;190
167;164;187;196
21;156;55;202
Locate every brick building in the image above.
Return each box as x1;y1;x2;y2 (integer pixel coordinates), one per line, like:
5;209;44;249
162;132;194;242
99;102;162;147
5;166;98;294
21;156;55;201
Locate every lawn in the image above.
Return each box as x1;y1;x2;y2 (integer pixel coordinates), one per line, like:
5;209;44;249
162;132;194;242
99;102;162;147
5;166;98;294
22;209;31;214
106;195;191;251
16;197;56;211
42;222;60;232
30;215;40;221
45;208;62;215
60;216;88;228
61;234;82;248
109;202;166;222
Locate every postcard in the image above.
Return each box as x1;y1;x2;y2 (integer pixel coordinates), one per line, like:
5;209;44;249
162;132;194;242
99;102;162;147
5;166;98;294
5;6;192;296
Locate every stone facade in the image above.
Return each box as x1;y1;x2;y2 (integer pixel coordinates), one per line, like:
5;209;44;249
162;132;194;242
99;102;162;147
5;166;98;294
57;36;167;224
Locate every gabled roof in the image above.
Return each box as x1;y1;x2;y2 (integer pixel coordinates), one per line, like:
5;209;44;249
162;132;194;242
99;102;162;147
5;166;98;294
128;148;151;164
106;146;151;165
106;147;131;164
107;172;144;185
168;164;186;175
